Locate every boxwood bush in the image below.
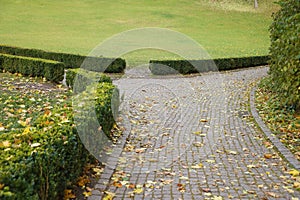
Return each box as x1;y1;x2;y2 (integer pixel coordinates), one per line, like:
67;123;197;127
66;68;112;92
0;45;126;73
0;104;91;200
0;53;64;82
73;82;119;138
269;0;300;110
149;55;269;75
0;82;119;199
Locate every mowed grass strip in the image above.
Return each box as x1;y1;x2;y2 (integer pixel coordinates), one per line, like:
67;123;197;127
0;0;278;63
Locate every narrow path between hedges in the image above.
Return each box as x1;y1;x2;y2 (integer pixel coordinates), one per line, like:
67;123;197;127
89;66;300;200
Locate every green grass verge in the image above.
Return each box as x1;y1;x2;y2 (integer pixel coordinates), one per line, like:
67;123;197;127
0;0;278;64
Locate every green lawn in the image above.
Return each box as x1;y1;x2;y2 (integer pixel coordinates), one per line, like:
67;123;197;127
0;0;278;64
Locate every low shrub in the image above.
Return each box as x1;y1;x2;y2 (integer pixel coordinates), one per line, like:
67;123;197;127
66;68;112;92
73;82;119;138
0;53;64;82
0;82;119;199
0;104;91;200
0;45;126;73
149;55;269;75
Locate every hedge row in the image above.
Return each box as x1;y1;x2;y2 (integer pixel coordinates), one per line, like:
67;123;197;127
74;82;119;138
0;53;64;82
149;55;270;75
0;104;91;199
0;45;126;73
0;81;119;199
66;68;112;92
269;0;300;110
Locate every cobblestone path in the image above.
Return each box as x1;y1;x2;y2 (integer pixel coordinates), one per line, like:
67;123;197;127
89;66;300;200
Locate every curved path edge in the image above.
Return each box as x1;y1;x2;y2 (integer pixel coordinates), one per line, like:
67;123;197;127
250;85;300;170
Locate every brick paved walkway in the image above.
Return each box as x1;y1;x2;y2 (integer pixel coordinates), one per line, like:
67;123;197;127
89;66;300;200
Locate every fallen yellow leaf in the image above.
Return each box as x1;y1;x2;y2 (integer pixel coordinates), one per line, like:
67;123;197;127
289;169;300;177
77;176;90;187
64;189;75;200
191;163;203;169
294;182;300;189
1;141;11;148
22;127;30;135
264;153;272;159
103;191;115;200
133;187;143;194
266;192;279;198
17;120;27;127
83;191;92;197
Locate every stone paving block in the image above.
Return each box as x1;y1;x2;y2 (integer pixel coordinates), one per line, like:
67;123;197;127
89;66;300;199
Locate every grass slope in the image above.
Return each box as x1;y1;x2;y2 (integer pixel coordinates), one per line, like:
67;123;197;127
0;0;277;64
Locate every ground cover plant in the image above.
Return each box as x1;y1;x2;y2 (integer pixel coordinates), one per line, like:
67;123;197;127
256;79;300;161
0;73;70;133
0;0;278;65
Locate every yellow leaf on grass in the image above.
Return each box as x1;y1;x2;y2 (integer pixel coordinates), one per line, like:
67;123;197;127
18;120;27;127
0;123;5;131
1;141;11;148
30;143;41;148
289;169;300;177
22;127;30;135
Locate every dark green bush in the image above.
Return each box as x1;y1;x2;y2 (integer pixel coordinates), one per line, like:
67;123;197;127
66;68;112;92
74;82;119;137
0;80;119;199
149;55;269;75
269;0;300;110
0;104;91;200
0;53;64;82
95;82;119;135
0;45;126;72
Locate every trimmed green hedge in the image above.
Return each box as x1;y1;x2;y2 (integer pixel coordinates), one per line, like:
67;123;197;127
149;55;270;75
0;105;91;200
74;82;119;138
0;81;119;199
66;68;112;92
0;53;64;82
269;0;300;110
0;45;126;73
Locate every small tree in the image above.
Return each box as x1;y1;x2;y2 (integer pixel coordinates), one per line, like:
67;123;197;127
269;0;300;111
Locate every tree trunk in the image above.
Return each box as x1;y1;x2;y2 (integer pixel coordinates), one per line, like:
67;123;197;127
254;0;258;9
